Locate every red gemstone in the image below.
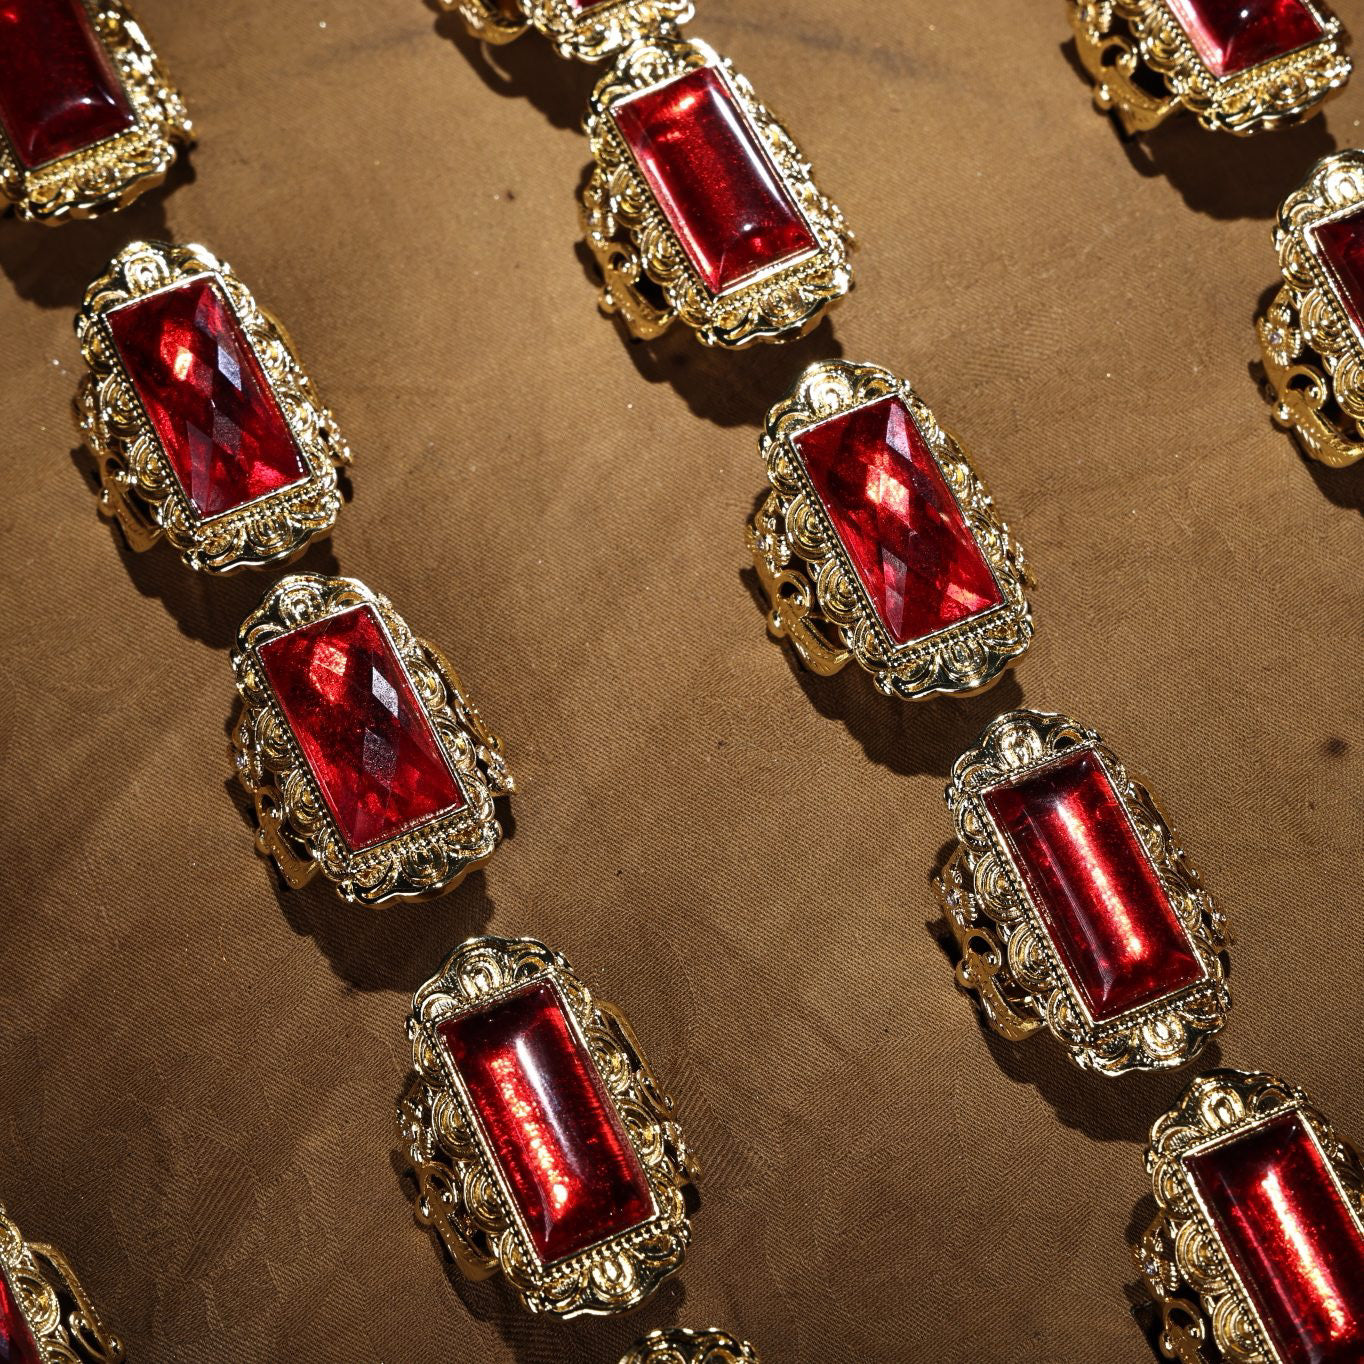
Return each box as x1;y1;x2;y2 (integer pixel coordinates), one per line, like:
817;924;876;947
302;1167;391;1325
610;65;818;296
438;980;656;1264
792;396;1004;646
982;749;1206;1023
1184;1111;1364;1363
0;0;136;170
1165;0;1326;77
0;1262;42;1364
257;604;465;853
1307;206;1364;343
107;277;306;522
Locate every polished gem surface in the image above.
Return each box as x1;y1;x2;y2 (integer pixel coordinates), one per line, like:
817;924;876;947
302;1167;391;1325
610;65;818;296
258;605;465;852
1165;0;1326;77
792;396;1003;646
1308;206;1364;342
0;0;136;169
439;981;655;1264
1184;1111;1364;1364
983;749;1205;1023
0;1263;42;1364
108;277;306;520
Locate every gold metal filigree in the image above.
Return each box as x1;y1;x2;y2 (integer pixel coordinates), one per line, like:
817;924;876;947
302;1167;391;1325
1137;1069;1364;1364
1069;0;1350;136
621;1328;761;1364
582;36;853;347
0;0;190;223
446;0;693;63
75;241;350;573
938;709;1230;1075
747;360;1032;700
1258;148;1364;467
398;935;699;1318
0;1204;124;1364
231;575;513;906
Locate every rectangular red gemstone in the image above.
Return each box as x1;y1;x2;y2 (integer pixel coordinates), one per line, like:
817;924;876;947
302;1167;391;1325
982;749;1206;1023
609;65;818;296
438;980;655;1264
1165;0;1326;78
1184;1111;1364;1363
1306;206;1364;343
0;0;137;169
107;277;307;521
0;1262;42;1364
792;396;1004;646
257;605;465;853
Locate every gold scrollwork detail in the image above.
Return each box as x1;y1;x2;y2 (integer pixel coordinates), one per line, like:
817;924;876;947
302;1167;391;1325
398;936;698;1318
940;709;1230;1075
749;360;1031;699
447;0;693;62
582;37;853;348
231;575;513;906
0;0;191;223
75;241;351;573
621;1328;762;1364
1069;0;1350;136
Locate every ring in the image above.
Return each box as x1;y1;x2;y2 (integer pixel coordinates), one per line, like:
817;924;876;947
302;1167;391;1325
231;574;513;905
748;360;1032;699
444;0;694;63
0;0;190;223
582;36;853;348
622;1330;760;1363
938;708;1230;1075
0;1202;124;1364
1069;0;1349;136
75;241;350;574
1136;1069;1364;1363
398;935;699;1317
1259;149;1364;468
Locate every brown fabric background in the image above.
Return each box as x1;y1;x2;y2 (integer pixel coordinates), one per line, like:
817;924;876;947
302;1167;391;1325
1;2;1362;1361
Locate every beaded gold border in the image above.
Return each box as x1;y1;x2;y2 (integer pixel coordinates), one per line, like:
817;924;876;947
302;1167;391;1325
448;0;694;63
1259;148;1364;467
1069;0;1349;136
747;360;1031;699
938;708;1230;1076
231;574;513;906
0;1204;124;1364
582;36;853;348
1137;1069;1364;1364
0;0;190;223
398;935;698;1318
75;241;350;573
622;1329;761;1364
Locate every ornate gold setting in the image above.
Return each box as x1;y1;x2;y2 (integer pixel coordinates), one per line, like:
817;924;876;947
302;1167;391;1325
398;935;698;1317
938;709;1230;1075
621;1328;761;1364
1069;0;1349;136
446;0;693;63
75;241;350;573
1136;1069;1364;1364
0;1204;124;1364
747;360;1032;699
231;575;513;906
0;0;190;223
582;36;853;348
1258;149;1364;467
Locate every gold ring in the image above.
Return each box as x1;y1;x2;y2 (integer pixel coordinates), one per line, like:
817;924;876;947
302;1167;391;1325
445;0;694;63
622;1330;760;1363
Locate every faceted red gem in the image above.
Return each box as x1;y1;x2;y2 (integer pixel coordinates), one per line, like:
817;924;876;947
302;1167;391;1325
439;980;656;1264
0;0;136;170
1184;1111;1364;1363
1165;0;1326;78
0;1263;42;1364
793;396;1004;646
107;277;307;521
982;749;1206;1023
1308;206;1364;343
257;605;465;853
609;65;818;296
